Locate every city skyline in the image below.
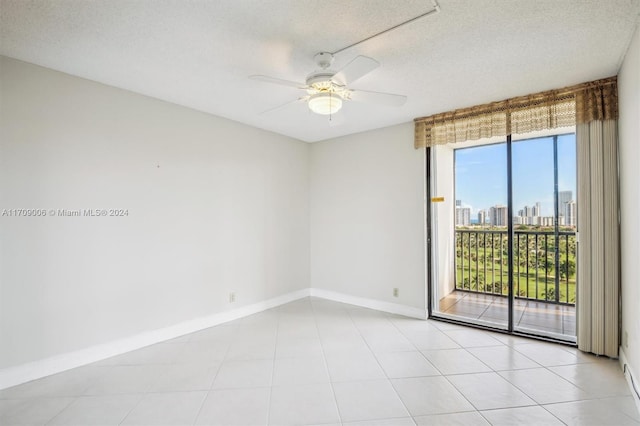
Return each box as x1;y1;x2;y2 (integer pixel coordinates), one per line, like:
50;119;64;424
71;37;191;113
455;195;577;227
454;134;577;218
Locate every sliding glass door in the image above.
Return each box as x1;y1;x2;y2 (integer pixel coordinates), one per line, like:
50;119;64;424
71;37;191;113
428;141;509;330
428;132;577;342
511;134;577;339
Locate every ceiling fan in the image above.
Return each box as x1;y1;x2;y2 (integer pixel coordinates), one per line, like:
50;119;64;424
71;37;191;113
249;52;407;116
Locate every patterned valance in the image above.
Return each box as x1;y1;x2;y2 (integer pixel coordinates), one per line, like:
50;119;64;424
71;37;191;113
414;76;617;148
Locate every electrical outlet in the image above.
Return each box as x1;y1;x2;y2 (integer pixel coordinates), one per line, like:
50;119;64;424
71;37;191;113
393;288;399;297
624;330;629;348
229;292;236;303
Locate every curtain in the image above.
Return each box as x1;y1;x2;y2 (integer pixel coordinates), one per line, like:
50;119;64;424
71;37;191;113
414;77;615;148
575;80;619;357
576;115;619;356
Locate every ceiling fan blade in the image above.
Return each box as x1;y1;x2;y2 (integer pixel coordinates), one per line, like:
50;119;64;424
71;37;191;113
259;96;308;115
249;75;308;90
349;89;407;107
332;56;380;85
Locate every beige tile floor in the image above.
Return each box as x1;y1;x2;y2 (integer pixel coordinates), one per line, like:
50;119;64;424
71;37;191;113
0;297;637;425
439;291;576;339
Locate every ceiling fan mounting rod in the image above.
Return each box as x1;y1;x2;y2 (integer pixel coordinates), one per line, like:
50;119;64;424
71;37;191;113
330;0;440;56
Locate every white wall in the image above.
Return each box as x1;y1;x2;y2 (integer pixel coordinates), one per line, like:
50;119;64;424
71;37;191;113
309;123;426;310
618;24;640;386
0;56;310;369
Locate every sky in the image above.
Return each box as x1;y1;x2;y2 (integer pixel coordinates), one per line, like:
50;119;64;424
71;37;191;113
454;134;577;217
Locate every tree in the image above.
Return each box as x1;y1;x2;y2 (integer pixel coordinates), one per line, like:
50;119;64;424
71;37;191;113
559;258;576;279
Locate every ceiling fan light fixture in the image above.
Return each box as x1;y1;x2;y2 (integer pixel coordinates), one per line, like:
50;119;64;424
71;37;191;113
308;92;343;115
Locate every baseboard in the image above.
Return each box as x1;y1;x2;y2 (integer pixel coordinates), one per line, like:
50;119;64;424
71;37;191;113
309;288;427;320
0;288;310;390
620;347;640;414
0;287;426;390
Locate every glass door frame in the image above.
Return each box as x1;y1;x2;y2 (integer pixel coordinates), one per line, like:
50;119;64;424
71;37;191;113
426;133;577;344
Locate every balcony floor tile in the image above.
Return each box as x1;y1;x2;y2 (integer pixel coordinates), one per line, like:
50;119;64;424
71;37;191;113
438;291;575;340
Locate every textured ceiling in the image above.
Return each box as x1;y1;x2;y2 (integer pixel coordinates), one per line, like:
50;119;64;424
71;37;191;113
1;0;639;142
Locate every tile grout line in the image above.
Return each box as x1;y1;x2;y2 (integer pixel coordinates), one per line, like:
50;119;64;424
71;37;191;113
264;301;283;426
190;323;235;426
536;403;571;425
386;317;457;424
40;364;112;425
126;343;203;425
348;308;422;423
387;315;451;377
425;327;542;416
309;297;344;425
41;395;78;426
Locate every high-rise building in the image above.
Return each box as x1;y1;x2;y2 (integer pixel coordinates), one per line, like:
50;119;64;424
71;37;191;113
513;196;575;228
456;207;471;226
559;191;572;208
539;216;555;226
489;205;508;226
456;199;462;207
477;210;487;226
558;191;573;224
566;200;577;226
524;205;534;218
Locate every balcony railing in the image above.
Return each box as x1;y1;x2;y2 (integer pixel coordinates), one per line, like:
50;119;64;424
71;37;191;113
455;228;576;305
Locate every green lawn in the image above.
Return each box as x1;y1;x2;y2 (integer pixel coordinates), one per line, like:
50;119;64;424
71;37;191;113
455;265;576;303
455;229;577;304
